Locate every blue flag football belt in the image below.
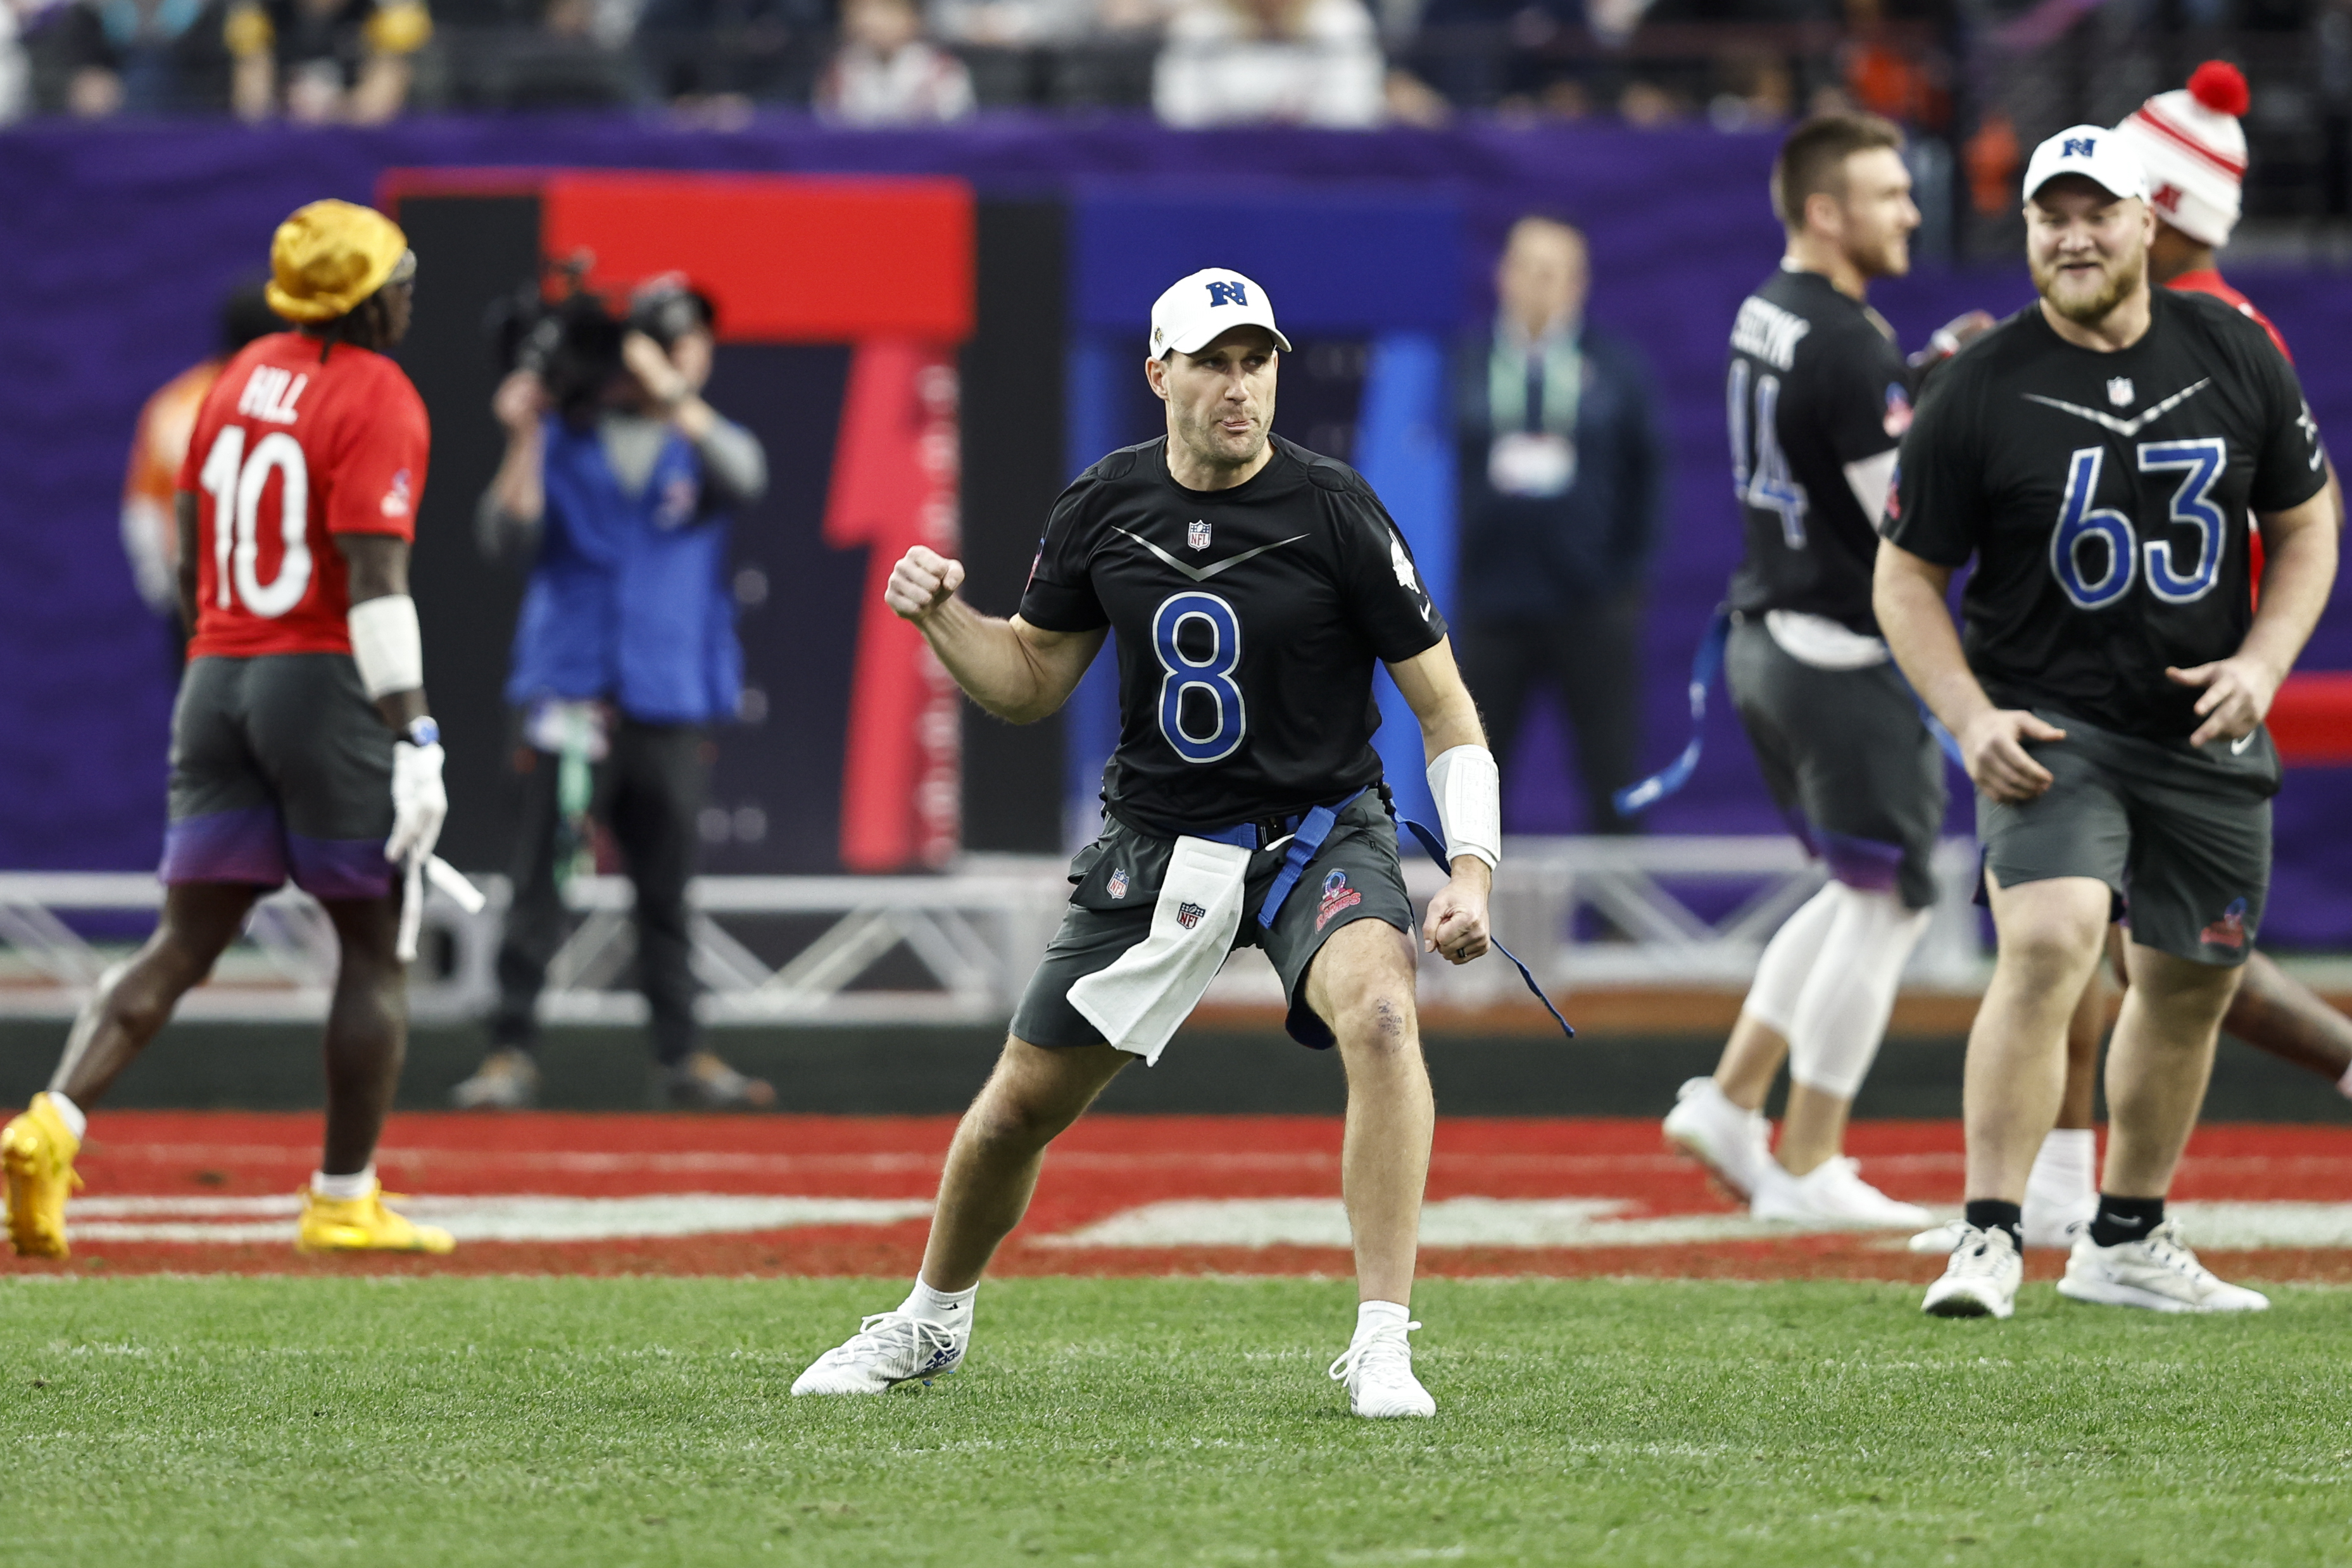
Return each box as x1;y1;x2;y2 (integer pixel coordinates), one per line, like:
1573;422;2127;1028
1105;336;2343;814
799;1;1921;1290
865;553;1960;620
1197;789;1573;1040
1611;608;1965;820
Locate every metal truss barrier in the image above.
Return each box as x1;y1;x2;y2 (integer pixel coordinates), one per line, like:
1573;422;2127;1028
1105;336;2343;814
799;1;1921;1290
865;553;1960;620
0;838;1984;1025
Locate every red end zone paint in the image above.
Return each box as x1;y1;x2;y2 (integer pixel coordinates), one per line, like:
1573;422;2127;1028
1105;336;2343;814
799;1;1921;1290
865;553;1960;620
13;1113;2352;1282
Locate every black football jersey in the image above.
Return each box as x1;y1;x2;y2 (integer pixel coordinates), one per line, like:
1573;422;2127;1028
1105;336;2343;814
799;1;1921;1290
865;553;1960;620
1724;267;1918;635
1885;287;2327;741
1020;435;1448;834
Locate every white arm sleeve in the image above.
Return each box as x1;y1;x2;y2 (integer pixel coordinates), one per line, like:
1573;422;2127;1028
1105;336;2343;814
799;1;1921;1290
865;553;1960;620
347;594;424;699
1425;744;1500;871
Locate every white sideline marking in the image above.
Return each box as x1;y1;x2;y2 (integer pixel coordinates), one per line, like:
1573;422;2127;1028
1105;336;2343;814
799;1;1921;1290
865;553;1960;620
1035;1198;2352;1250
68;1194;933;1245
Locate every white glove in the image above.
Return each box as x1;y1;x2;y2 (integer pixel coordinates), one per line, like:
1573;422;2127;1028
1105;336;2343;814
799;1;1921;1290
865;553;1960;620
387;741;448;867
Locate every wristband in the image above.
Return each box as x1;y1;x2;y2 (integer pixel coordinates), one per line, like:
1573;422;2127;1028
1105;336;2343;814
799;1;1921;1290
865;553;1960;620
348;593;424;699
1425;744;1500;871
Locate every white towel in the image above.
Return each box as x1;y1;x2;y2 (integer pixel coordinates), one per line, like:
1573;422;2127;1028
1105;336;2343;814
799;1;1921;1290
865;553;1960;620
1066;835;1252;1065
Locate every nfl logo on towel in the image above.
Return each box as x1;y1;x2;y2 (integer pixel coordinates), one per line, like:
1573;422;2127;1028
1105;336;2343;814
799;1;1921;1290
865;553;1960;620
1188;520;1211;551
1176;901;1207;929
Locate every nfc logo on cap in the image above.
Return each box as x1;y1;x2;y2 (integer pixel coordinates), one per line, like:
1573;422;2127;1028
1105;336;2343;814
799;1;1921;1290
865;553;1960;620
2063;136;2096;158
1206;280;1250;308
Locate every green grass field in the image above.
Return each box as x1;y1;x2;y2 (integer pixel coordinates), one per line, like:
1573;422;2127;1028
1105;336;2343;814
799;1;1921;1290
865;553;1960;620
3;1275;2348;1567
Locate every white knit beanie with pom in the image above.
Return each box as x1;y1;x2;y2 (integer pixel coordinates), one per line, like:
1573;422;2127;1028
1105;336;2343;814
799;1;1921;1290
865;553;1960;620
2115;60;2251;248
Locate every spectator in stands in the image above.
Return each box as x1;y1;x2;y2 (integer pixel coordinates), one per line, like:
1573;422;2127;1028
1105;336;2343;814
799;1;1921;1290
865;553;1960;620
455;276;777;1113
928;0;1097;45
226;0;431;122
122;281;280;667
636;0;810;108
50;0;234;115
815;0;973;123
0;0;31;120
1153;0;1385;127
1452;215;1667;835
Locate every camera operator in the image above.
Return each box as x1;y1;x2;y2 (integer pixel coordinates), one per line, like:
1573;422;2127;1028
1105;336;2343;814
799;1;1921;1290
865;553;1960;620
452;275;776;1112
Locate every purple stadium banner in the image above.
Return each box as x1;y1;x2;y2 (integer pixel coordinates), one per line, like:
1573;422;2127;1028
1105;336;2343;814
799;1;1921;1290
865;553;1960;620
0;114;2344;943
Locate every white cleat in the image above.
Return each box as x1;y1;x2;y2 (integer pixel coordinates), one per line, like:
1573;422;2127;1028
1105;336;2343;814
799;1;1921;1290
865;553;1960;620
1330;1319;1435;1419
1908;1220;1965;1254
2023;1191;2097;1251
1752;1157;1932;1229
790;1311;967;1395
2057;1219;2270;1314
1921;1225;2022;1319
1663;1077;1771;1201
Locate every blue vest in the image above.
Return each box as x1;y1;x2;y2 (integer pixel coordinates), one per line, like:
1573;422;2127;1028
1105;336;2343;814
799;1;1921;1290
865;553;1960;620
504;416;743;725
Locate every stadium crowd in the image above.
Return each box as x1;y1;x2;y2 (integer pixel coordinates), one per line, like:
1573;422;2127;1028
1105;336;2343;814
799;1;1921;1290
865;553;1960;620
0;0;2332;139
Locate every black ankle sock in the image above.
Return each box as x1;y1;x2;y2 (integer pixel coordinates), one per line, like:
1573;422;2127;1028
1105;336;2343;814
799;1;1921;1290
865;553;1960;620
1964;1200;2023;1254
2090;1194;2164;1248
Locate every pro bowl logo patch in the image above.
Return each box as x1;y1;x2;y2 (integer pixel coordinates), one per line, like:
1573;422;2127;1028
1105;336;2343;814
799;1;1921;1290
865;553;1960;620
1176;901;1207;930
1316;869;1362;932
2200;897;2249;951
1882;385;1913;437
1107;867;1129;900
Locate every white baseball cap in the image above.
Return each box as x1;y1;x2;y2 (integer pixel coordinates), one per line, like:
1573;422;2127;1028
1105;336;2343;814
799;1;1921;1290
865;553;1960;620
1148;268;1292;359
2023;125;2151;205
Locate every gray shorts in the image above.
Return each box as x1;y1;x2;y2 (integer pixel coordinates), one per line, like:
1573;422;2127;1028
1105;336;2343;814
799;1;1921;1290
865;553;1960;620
1725;617;1947;910
1010;793;1415;1051
1977;709;2277;967
160;654;397;901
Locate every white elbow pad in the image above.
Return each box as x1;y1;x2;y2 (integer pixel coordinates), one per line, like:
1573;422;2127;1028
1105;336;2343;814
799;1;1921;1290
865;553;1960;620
1426;744;1500;870
347;594;424;699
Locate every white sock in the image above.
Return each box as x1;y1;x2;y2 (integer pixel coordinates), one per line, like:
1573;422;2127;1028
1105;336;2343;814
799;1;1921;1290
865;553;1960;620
1742;884;1844;1038
2027;1127;2097;1208
41;1091;87;1142
2339;1061;2352;1101
1355;1299;1412;1338
310;1165;376;1201
902;1275;976;1329
1786;883;1930;1099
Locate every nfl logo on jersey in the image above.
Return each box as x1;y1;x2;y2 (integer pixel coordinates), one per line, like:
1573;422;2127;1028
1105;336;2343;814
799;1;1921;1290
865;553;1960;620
2108;377;2135;407
1188;520;1211;551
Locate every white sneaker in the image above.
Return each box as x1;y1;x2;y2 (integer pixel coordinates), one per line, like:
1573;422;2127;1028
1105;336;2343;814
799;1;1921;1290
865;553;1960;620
2057;1219;2270;1314
1908;1219;1966;1254
1921;1225;2022;1319
1752;1157;1932;1228
1663;1077;1770;1200
790;1311;967;1395
1329;1319;1435;1419
2022;1191;2097;1251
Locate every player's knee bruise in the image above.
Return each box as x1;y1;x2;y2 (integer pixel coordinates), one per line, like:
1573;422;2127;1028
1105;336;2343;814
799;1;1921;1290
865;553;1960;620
1330;988;1420;1059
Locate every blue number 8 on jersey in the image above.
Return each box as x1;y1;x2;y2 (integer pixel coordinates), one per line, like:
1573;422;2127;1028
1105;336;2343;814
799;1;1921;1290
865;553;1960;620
1151;591;1247;764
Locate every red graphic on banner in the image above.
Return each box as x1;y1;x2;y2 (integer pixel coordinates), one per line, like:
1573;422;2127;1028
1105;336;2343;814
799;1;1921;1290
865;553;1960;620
826;342;964;870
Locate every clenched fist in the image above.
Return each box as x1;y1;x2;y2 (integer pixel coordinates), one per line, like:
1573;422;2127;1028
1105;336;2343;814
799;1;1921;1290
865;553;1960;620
885;545;965;624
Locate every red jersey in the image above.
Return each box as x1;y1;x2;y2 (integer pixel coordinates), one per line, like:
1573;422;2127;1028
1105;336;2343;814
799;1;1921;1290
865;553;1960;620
2167;267;2292;361
176;331;431;660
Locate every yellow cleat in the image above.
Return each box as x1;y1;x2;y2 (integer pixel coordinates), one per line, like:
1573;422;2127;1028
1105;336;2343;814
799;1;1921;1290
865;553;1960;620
296;1181;455;1255
3;1093;84;1260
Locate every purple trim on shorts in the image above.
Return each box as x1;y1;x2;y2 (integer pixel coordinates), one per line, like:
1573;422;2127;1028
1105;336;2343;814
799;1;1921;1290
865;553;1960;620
287;835;396;901
1815;829;1904;894
160;806;287;887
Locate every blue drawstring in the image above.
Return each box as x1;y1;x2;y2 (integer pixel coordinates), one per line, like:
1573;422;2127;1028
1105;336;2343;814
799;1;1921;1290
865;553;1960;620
1398;819;1575;1040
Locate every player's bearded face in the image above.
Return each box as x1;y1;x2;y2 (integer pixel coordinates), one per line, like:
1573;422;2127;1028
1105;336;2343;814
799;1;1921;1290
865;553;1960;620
1833;147;1920;279
2028;188;2151;325
1159;332;1278;470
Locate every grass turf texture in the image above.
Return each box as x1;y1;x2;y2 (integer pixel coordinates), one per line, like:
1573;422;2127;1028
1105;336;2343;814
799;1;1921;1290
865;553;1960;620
3;1277;2348;1567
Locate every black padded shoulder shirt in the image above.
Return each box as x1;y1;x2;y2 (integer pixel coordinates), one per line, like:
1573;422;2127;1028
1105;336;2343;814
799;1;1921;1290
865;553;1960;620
1021;435;1447;834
